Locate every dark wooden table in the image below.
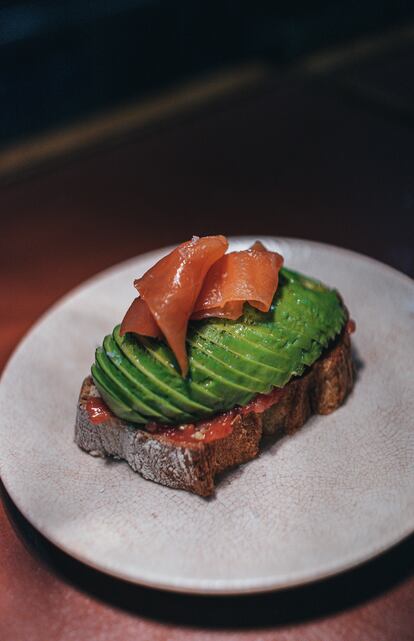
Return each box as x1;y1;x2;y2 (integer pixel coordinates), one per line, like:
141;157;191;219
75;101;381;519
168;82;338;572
1;68;413;640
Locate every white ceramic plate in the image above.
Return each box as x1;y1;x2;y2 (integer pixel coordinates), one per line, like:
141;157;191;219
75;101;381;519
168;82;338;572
1;238;413;595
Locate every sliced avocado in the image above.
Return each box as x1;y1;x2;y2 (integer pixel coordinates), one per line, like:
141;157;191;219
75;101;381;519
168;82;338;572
91;363;147;423
186;341;254;407
96;347;194;424
139;335;225;410
114;326;223;415
223;323;302;356
92;266;347;425
211;327;306;386
103;336;189;423
188;359;253;408
189;329;276;389
216;321;312;368
273;272;345;331
188;331;267;388
196;322;289;375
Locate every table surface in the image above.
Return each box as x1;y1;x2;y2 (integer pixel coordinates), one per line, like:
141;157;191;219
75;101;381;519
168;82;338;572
1;65;413;641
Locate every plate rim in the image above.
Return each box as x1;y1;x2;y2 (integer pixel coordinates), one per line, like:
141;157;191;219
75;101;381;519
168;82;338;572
1;236;413;595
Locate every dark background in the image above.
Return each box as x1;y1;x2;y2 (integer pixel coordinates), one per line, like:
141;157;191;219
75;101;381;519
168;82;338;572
2;0;414;146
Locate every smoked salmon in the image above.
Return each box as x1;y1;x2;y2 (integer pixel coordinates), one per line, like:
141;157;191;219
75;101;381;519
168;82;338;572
120;297;162;339
120;237;283;376
191;241;283;320
121;235;228;375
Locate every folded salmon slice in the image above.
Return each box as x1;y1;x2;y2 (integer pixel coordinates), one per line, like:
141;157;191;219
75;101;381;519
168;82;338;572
120;236;228;375
120;237;283;377
120;297;162;339
191;241;283;320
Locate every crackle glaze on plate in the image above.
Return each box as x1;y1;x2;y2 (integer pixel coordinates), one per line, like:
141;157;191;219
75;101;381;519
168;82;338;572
0;238;413;594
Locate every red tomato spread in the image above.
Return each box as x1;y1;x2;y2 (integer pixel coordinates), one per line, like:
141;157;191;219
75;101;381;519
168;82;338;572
240;386;285;415
146;386;285;445
346;319;356;334
87;386;285;441
146;410;236;445
86;398;112;424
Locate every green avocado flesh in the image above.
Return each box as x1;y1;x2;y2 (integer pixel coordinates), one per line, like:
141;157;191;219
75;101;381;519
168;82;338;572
91;268;346;425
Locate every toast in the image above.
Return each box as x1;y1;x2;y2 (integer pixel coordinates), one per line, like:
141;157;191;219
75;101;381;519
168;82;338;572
75;329;353;496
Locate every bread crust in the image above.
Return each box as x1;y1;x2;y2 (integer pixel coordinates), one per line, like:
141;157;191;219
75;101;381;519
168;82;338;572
75;331;354;496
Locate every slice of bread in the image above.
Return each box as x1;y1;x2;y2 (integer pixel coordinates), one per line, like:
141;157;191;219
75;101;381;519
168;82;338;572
75;331;353;496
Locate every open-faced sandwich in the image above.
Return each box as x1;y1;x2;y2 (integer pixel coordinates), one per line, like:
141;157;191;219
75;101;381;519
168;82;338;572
75;236;355;496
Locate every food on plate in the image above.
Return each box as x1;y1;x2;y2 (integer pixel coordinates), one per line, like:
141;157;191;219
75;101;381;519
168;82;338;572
75;236;355;495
